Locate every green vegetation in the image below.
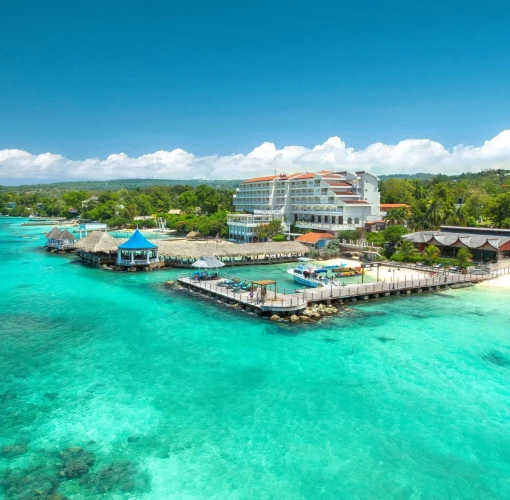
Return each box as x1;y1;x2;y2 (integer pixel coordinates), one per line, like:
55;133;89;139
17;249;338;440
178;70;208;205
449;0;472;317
379;168;510;229
0;184;235;237
457;248;474;269
254;220;283;242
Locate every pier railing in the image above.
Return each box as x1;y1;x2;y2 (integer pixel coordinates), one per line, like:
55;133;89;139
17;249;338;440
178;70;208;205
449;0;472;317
302;272;489;302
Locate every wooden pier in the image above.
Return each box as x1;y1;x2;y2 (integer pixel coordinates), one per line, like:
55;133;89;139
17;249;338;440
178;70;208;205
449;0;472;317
177;271;497;316
177;276;308;314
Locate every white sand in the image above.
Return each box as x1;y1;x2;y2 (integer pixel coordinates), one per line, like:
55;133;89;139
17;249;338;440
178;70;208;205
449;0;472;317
316;258;428;283
477;274;510;289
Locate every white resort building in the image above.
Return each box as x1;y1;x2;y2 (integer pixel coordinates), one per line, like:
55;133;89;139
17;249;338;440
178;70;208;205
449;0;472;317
227;170;380;242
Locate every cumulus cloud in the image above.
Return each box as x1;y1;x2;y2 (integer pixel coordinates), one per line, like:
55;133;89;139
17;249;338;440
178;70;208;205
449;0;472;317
1;131;509;184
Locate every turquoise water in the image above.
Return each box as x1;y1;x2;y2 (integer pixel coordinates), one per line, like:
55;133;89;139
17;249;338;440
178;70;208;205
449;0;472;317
1;218;510;499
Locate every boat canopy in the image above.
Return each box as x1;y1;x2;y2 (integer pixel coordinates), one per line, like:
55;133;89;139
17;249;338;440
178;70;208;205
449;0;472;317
297;257;313;262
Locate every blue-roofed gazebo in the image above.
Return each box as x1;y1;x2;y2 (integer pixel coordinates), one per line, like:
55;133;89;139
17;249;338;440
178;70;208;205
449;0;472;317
116;230;159;268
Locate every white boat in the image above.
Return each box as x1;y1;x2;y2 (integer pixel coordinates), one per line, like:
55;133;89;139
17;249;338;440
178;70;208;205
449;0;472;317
287;264;339;288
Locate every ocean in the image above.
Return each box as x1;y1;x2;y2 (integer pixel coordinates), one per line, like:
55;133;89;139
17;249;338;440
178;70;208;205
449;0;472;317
1;218;509;499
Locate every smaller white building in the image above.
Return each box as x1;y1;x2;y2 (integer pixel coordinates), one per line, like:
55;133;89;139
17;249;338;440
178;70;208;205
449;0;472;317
79;223;108;238
227;211;286;243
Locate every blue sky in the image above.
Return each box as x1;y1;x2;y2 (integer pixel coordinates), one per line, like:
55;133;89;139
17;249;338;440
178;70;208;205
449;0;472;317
0;0;509;181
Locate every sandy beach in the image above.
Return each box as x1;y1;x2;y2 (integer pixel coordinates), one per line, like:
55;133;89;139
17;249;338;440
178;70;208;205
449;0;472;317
316;257;428;284
477;274;510;289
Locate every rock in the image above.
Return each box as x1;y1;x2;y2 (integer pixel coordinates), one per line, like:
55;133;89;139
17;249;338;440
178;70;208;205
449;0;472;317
311;312;321;320
44;392;58;400
289;314;300;323
1;465;60;499
165;280;175;286
82;461;147;494
269;315;281;321
1;442;28;457
299;315;312;322
127;436;141;443
58;447;95;479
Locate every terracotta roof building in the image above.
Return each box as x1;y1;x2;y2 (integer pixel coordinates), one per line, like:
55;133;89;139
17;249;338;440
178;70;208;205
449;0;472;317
296;232;335;249
229;170;380;242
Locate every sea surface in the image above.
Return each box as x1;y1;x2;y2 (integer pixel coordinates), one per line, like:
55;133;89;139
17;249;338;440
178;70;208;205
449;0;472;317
1;218;509;499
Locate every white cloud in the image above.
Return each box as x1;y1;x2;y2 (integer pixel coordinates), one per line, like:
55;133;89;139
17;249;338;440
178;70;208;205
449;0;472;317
1;131;509;184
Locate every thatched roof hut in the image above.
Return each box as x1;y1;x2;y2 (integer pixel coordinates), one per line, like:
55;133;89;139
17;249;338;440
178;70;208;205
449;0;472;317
158;240;309;259
76;231;124;253
45;227;63;239
59;230;77;242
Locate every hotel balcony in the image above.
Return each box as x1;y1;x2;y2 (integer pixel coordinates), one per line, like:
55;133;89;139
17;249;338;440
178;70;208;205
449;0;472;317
295;221;356;231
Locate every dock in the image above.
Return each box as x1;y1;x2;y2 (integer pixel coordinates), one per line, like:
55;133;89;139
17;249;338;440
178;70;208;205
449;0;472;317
177;271;498;316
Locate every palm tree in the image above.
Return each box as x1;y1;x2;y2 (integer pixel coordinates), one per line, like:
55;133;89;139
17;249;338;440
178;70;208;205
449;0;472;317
407;213;426;232
397;238;418;262
384;207;408;226
446;206;468;226
425;199;445;227
457;248;473;269
423;244;440;264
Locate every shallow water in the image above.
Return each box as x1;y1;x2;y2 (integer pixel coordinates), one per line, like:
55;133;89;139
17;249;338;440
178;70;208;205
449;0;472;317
1;218;509;499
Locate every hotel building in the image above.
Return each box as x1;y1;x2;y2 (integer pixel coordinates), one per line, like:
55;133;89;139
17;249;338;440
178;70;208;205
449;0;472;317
227;170;380;242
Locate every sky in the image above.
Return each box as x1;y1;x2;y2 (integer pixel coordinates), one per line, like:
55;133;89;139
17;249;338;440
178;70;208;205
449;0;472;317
1;0;509;183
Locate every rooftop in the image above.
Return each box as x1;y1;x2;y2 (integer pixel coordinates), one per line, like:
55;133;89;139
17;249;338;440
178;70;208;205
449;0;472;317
118;230;158;250
296;232;335;244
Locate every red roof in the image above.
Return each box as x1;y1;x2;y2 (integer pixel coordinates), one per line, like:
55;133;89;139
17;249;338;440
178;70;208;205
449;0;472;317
296;232;335;244
380;204;411;209
289;172;315;180
325;181;351;186
243;175;279;183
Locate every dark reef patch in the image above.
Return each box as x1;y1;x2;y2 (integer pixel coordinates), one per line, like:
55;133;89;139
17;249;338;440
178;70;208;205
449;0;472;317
376;336;395;343
1;465;61;499
80;461;150;494
482;350;509;367
58;447;95;480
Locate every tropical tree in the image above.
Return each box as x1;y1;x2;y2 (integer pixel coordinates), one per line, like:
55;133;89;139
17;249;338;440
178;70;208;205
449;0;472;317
422;244;440;264
382;225;408;244
397;238;418;262
446;206;468;226
407;213;426;232
425;199;445;227
457;248;473;269
384;207;408;225
255;219;283;241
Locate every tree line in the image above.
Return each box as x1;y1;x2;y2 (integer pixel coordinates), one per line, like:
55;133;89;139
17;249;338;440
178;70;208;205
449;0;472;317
0;185;235;237
379;169;510;229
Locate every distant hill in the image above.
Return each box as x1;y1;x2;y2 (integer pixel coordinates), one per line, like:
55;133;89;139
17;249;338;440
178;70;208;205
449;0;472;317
2;169;509;193
0;178;241;193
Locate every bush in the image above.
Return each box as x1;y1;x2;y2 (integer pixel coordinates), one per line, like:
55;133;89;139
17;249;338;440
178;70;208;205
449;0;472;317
382;225;408;243
337;229;363;241
365;232;384;246
390;252;422;263
271;234;286;242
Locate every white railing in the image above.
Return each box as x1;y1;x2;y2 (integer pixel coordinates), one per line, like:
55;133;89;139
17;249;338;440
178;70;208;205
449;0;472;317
296;221;357;230
117;258;159;265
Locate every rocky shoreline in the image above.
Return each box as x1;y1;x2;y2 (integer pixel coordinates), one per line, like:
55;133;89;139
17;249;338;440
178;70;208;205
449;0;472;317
270;303;354;323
